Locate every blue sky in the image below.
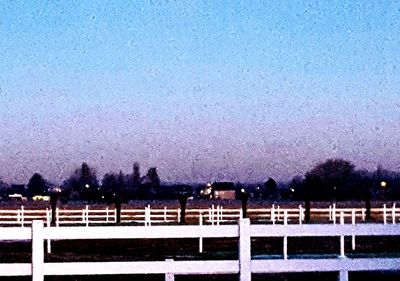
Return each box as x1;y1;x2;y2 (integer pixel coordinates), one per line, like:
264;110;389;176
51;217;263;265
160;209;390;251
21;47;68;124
0;1;399;184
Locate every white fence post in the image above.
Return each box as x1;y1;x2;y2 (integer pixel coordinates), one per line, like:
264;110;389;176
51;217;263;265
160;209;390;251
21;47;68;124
239;218;251;281
199;213;203;253
340;212;345;258
299;205;303;225
283;211;288;260
216;206;220;225
165;259;175;281
332;203;336;225
351;209;356;251
56;208;59;227
46;209;51;254
106;207;109;223
383;204;387;225
21;205;25;227
164;207;167;222
86;205;89;227
339;270;349;281
271;205;275;225
277;205;281;221
32;220;44;281
211;205;215;225
392;203;396;225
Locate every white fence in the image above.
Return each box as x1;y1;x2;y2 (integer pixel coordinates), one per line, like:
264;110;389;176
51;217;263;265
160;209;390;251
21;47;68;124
1;218;400;281
0;203;399;227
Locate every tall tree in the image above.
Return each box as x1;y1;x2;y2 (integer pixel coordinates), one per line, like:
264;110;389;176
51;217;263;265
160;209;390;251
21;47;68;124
304;158;356;201
27;173;48;196
262;178;277;200
142;167;160;199
63;162;99;202
133;162;140;185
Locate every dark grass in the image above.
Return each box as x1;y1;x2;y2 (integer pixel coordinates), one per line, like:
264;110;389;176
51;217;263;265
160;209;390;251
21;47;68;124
1;236;399;263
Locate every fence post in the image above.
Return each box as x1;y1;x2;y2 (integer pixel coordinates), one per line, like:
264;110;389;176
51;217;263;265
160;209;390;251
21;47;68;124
277;205;281;221
106;207;109;223
239;218;251;281
298;205;303;225
21;205;25;227
340;212;345;258
164;207;167;222
351;209;356;251
199;213;203;253
46;210;51;254
339;270;348;281
56;208;59;227
332;203;336;225
165;259;175;281
392;203;396;225
217;206;220;225
211;205;215;225
177;208;181;224
383;204;387;225
32;220;44;281
86;205;89;227
271;205;275;225
283;211;288;260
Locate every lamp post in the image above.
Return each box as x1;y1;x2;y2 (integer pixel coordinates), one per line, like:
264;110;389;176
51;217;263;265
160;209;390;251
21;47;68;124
380;181;387;201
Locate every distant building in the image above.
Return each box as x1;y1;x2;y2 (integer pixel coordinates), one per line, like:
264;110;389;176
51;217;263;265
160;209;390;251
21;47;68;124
211;182;237;200
9;193;27;201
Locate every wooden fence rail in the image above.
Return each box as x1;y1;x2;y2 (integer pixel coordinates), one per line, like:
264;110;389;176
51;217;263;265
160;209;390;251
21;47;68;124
1;217;400;281
0;203;399;227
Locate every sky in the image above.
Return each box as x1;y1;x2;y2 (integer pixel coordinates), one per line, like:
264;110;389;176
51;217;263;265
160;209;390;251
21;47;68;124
0;1;399;185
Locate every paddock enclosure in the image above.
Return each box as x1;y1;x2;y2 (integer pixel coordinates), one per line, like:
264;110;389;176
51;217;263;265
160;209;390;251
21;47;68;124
0;202;399;226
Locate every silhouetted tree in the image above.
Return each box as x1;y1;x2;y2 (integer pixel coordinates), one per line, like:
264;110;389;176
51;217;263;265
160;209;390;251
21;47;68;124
63;162;99;202
101;173;118;203
262;178;277;200
0;178;10;199
27;173;48;197
133;162;140;185
288;175;304;199
304;158;356;201
143;167;160;199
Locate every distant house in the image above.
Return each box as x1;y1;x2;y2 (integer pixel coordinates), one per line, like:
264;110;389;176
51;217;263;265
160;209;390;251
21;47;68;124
212;182;237;200
9;193;27;201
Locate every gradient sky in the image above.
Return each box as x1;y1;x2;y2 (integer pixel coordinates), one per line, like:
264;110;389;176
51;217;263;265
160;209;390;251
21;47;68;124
1;1;399;184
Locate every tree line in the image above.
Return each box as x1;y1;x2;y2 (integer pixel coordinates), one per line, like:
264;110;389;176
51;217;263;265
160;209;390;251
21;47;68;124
0;158;399;203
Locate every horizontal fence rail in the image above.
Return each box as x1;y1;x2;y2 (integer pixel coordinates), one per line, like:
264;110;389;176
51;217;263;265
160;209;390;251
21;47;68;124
1;218;400;281
0;203;399;227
